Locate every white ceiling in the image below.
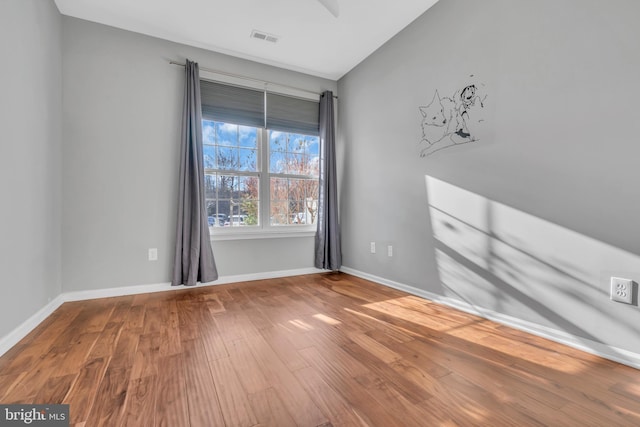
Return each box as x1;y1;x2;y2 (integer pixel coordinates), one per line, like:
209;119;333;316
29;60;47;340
54;0;440;80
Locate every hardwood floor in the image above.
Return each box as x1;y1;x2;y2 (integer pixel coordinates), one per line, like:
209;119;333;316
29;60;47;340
1;273;639;426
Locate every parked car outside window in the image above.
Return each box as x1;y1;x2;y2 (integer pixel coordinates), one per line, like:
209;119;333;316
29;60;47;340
224;215;247;226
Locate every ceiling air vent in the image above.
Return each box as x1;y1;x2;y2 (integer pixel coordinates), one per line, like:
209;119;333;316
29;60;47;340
250;30;279;43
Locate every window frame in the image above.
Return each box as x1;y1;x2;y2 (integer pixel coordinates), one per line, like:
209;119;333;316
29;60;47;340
199;71;321;240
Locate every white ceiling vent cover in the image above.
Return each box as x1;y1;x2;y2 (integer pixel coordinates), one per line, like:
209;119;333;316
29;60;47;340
250;30;279;43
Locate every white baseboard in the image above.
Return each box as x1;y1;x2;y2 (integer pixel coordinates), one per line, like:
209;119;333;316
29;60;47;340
212;267;325;286
10;265;636;370
0;267;324;358
0;294;66;358
340;266;640;370
63;267;325;302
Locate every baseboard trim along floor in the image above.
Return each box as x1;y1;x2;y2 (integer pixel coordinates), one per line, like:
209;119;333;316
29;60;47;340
0;267;323;357
340;266;640;370
3;266;639;370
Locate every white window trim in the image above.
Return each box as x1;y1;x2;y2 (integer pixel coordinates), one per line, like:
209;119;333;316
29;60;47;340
205;126;319;241
211;229;316;241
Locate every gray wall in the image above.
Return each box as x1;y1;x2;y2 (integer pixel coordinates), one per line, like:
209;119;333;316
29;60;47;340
62;17;335;292
0;0;62;337
338;0;640;354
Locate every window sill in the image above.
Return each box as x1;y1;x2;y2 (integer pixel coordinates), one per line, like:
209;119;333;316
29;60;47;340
210;228;316;241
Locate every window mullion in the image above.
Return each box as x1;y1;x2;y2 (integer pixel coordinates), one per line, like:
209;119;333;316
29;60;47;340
204;169;259;178
269;173;319;180
259;128;270;229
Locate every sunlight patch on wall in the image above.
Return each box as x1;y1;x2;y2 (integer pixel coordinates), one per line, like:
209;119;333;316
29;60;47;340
424;175;640;350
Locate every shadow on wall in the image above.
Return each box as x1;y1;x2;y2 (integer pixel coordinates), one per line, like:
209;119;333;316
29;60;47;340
425;175;640;355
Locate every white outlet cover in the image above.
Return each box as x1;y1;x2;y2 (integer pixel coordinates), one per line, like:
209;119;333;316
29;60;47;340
610;277;633;304
149;248;158;261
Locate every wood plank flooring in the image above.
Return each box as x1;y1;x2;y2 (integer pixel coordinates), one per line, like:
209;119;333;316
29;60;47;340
1;272;639;426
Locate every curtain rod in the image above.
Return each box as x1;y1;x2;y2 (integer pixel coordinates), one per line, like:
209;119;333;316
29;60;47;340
169;61;338;99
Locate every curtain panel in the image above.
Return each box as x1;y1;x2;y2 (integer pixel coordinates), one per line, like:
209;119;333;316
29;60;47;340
172;60;219;286
314;91;342;270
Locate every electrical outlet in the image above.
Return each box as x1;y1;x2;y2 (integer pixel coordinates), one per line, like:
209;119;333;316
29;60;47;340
388;245;393;257
148;248;158;261
370;242;376;254
610;277;633;304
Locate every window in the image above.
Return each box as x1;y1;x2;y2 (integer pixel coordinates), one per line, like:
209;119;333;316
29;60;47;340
269;131;319;226
203;121;260;228
200;80;320;236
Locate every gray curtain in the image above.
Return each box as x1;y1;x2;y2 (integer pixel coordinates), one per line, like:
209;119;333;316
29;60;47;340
315;91;342;270
172;60;218;286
